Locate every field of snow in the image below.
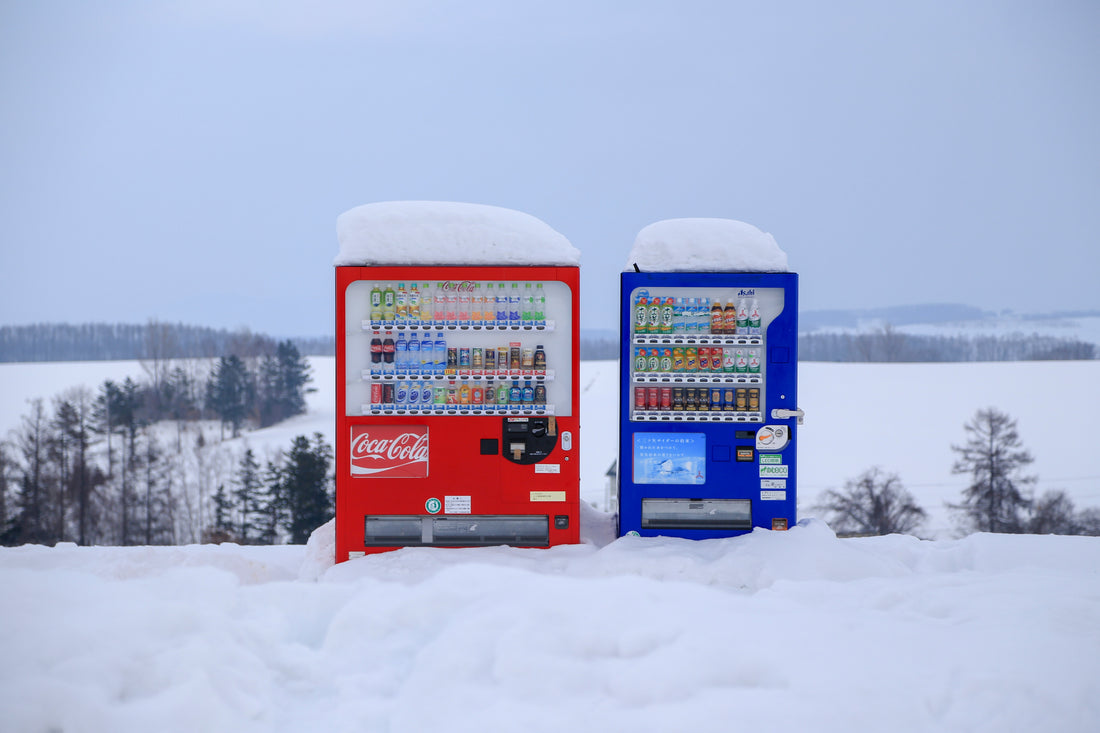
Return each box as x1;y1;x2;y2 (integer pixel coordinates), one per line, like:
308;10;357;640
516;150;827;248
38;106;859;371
3;357;1100;731
3;357;1100;537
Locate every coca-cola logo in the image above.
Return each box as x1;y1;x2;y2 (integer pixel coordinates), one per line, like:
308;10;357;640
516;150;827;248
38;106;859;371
350;425;429;478
440;280;478;292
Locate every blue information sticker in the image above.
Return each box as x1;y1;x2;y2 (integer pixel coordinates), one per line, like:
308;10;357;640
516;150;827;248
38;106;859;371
633;433;706;485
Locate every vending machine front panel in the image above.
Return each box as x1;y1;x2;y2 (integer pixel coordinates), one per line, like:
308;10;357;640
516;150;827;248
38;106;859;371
617;271;799;539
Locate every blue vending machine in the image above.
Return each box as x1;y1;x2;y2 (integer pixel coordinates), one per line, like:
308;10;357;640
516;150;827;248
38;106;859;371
617;270;802;538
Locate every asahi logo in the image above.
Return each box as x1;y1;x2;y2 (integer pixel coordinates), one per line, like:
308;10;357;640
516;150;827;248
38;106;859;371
350;425;429;478
737;288;756;297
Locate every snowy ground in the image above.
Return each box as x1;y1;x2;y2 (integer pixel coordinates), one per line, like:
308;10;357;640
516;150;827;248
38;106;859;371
3;358;1100;731
2;522;1099;732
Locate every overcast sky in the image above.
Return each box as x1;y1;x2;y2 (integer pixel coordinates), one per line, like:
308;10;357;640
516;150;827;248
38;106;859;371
1;1;1097;337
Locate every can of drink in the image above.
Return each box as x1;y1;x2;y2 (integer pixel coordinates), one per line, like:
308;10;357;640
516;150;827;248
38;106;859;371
382;383;395;405
472;347;483;371
433;386;446;404
522;347;534;369
685;347;698;372
634;347;648;372
446;347;458;374
709;387;722;411
643;386;657;410
722;387;735;411
497;347;510;375
672;347;685;372
459;347;471;369
748;388;760;412
484;346;496;372
659;347;673;373
660;386;672;410
735;388;747;411
684;387;697;411
635;386;647;411
371;383;382;405
510;342;522;370
672;387;684;410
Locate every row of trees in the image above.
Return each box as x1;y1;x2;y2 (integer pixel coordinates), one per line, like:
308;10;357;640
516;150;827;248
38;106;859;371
0;321;331;362
815;407;1100;537
800;326;1095;362
0;343;322;547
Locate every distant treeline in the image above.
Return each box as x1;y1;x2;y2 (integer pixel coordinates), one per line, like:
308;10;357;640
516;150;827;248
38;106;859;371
0;323;333;362
799;327;1096;362
1;322;1095;364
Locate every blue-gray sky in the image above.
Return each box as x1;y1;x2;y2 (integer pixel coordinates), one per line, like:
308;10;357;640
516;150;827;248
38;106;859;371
1;1;1097;337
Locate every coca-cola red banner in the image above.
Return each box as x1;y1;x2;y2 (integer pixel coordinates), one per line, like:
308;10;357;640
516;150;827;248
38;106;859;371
350;425;429;478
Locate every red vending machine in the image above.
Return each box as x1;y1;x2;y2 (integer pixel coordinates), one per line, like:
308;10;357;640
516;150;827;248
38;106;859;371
334;202;581;561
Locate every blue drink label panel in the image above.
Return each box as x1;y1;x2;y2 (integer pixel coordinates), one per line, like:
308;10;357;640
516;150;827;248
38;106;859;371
618;271;799;538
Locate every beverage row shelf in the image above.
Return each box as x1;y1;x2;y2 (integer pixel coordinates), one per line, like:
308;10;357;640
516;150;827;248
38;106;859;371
631;373;762;385
633;333;762;346
362;320;556;333
362;370;555;382
363;405;556;417
631;410;763;423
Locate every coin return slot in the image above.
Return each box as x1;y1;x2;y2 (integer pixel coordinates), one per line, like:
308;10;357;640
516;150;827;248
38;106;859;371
364;515;549;547
641;498;752;530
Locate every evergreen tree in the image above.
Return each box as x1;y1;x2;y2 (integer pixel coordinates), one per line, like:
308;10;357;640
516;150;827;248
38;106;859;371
206;484;236;544
813;467;927;536
277;340;312;418
280;433;333;544
207;355;251;438
232;449;263;543
258;459;287;545
0;440;17;545
949;407;1035;534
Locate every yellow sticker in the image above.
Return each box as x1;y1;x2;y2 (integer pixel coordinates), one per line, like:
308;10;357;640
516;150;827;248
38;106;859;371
530;491;566;502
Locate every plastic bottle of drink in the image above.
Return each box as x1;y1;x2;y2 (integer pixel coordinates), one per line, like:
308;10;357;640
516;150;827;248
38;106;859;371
434;283;447;324
382;283;396;325
420;382;432;406
431;334;444;374
408;283;420;325
724;299;737;333
394;380;408;409
483;284;495;325
510;380;522;404
406;380;420;409
660;297;674;334
395;283;408;325
470;285;483;325
635;293;649;334
647;297;661;333
509;283;521;325
711;299;725;334
525;280;539;323
698;297;710;333
458;287;470;325
370;284;382;323
370;331;383;374
522;380;535;404
496;283;508;322
497;383;510;410
382;331;395;374
394;332;408;375
446;289;458;327
737;299;750;333
420;335;433;375
533;383;547;405
534;283;546;326
407;333;421;375
748;299;762;335
419;283;432;324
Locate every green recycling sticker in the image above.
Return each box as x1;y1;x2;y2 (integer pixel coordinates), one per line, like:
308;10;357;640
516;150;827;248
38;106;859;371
425;497;442;514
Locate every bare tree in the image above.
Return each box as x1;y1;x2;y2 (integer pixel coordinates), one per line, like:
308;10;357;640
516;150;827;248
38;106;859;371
949;407;1035;534
813;467;927;536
